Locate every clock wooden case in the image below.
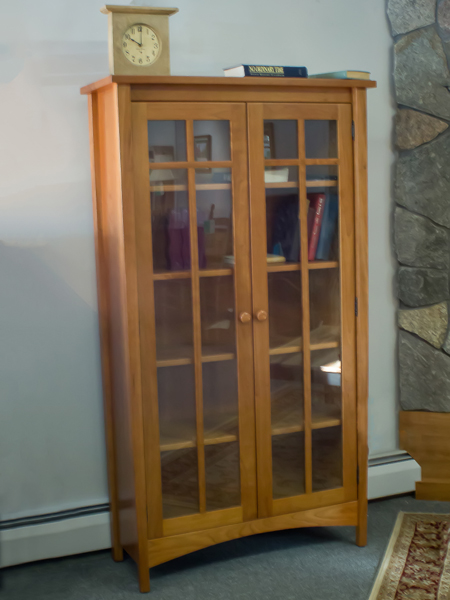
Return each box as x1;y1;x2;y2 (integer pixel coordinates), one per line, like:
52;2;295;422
101;5;178;76
81;75;376;592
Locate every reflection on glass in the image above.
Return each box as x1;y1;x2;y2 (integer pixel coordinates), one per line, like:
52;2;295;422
195;169;233;269
311;347;341;425
154;279;193;363
270;353;304;436
203;360;239;441
200;276;235;356
158;365;196;449
266;170;299;263
205;442;240;511
263;120;298;159
312;426;342;492
268;272;302;350
161;448;199;518
309;268;340;348
307;186;338;262
148;120;187;162
272;433;305;499
305;120;337;159
151;170;189;272
193;121;231;162
306;165;338;183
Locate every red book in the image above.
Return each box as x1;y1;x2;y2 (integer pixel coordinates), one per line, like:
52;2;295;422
307;193;326;261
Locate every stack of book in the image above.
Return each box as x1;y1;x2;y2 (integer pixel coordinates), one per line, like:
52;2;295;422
307;193;339;261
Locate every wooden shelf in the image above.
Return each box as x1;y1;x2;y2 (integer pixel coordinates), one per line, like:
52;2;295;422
153;268;233;280
156;346;236;368
149;183;231;192
271;383;341;437
265;180;337;189
269;325;340;356
267;261;338;273
160;415;238;452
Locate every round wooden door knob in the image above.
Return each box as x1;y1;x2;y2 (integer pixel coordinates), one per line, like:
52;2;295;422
256;310;268;321
239;312;251;323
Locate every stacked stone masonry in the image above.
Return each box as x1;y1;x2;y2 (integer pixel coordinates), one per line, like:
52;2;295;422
389;0;450;411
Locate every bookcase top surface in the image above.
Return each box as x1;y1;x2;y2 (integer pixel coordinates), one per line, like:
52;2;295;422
80;75;377;95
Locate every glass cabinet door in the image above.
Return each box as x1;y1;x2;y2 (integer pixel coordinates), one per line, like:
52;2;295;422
248;103;357;518
132;103;256;537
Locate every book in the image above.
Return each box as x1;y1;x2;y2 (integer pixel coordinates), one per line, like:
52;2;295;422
264;168;289;183
309;70;370;80
224;64;308;78
315;196;339;261
307;193;326;261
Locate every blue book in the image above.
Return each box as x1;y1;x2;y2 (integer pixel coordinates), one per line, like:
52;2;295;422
315;196;338;260
224;65;308;78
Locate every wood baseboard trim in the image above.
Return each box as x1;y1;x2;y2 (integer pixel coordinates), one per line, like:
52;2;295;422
416;481;450;502
148;501;358;568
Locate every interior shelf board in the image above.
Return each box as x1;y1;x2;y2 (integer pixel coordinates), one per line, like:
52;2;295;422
310;341;340;351
153;268;234;280
269;345;302;356
149;183;232;192
156;348;236;368
265;181;298;189
308;261;339;270
306;180;338;188
267;263;301;273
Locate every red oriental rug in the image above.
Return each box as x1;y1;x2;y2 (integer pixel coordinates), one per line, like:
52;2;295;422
369;513;450;600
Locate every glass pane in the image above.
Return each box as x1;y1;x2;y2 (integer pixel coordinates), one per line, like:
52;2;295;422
305;120;337;159
158;365;196;449
268;272;302;351
272;433;305;499
161;448;199;518
151;170;189;273
311;347;341;425
148;120;187;162
154;279;193;364
263;120;298;159
309;268;341;348
265;166;298;185
266;169;300;264
195;169;233;269
312;426;342;492
306;165;338;184
205;442;240;511
193;121;230;162
200;276;235;356
203;360;239;442
307;185;339;263
271;352;304;436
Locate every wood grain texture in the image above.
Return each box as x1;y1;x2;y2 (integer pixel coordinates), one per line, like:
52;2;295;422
337;104;358;505
93;83;149;591
131;102;163;540
247;103;273;518
88;91;123;563
81;75;377;95
148;501;358;567
352;88;369;547
400;411;450;502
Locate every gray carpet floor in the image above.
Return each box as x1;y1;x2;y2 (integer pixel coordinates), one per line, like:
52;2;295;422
2;494;449;599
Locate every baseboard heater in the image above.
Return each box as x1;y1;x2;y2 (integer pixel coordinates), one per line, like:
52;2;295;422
0;454;420;569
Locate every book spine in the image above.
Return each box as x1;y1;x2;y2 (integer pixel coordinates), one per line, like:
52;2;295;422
308;195;326;261
243;65;308;78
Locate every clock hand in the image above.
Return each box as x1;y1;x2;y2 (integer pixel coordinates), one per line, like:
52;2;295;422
129;37;142;47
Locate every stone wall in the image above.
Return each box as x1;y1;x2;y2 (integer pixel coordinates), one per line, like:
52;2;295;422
388;0;450;412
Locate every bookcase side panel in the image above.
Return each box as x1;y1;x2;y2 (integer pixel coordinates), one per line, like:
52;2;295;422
95;84;149;591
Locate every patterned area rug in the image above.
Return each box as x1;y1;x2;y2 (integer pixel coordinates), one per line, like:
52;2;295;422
369;512;450;600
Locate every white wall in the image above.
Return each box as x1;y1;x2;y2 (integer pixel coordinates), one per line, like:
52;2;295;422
0;0;396;522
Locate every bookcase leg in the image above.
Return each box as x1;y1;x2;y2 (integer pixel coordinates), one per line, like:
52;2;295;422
138;564;150;593
356;508;367;547
112;545;124;562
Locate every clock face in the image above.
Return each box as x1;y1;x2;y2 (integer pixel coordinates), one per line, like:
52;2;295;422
121;24;161;66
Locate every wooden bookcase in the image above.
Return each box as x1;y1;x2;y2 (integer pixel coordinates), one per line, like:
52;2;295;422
81;75;376;592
